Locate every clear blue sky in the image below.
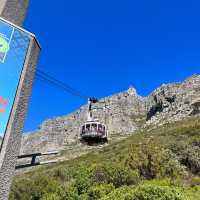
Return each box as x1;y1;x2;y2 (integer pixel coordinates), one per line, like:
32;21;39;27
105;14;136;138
23;0;200;132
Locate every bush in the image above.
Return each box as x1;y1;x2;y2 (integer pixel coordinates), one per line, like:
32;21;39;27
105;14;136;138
51;167;73;182
101;183;185;200
73;165;92;195
184;186;200;200
91;163;140;187
9;118;200;200
125;140;185;179
190;176;200;187
87;183;115;200
100;186;134;200
61;184;80;200
10;174;64;200
132;185;185;200
169;133;200;175
41;193;61;200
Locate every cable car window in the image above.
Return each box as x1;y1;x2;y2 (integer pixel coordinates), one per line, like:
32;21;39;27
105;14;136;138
98;124;103;132
86;124;90;131
82;126;85;133
92;123;97;131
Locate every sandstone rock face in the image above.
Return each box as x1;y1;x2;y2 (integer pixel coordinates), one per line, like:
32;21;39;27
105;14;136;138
21;87;146;154
21;75;200;155
145;75;200;126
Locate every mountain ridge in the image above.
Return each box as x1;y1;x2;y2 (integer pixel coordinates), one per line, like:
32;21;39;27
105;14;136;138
20;74;200;156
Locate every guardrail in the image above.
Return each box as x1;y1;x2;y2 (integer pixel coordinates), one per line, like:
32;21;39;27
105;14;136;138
15;151;59;169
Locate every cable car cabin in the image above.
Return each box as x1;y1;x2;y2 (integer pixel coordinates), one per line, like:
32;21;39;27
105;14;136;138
80;121;108;143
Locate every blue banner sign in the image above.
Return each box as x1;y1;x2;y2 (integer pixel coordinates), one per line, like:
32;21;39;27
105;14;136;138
0;19;30;137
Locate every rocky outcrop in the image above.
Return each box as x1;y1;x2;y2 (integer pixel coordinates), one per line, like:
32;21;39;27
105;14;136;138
191;98;200;115
20;75;200;155
145;75;200;126
21;87;146;154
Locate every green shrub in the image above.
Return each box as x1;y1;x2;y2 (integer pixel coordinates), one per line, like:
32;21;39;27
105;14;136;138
100;186;134;200
184;186;200;200
41;193;61;200
125;140;185;179
170;141;200;175
61;184;80;200
91;163;140;187
9;117;200;200
10;174;64;200
101;183;185;200
51;167;72;182
132;185;185;200
87;183;115;200
73;165;92;195
190;176;200;187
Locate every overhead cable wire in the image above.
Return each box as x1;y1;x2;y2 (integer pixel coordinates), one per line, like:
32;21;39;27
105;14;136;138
36;69;89;100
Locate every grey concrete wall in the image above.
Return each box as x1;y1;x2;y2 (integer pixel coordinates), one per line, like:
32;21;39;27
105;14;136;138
0;0;29;26
0;37;40;200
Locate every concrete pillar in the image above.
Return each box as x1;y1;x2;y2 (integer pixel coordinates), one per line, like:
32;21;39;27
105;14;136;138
0;0;29;26
0;1;41;199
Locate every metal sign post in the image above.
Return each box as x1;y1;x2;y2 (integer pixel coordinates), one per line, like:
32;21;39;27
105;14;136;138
0;1;40;199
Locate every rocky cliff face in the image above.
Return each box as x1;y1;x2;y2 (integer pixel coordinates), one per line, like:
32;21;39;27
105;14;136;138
20;75;200;155
145;75;200;126
21;87;146;154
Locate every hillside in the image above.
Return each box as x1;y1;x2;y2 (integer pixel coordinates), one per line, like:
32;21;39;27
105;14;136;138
10;117;200;200
20;75;200;161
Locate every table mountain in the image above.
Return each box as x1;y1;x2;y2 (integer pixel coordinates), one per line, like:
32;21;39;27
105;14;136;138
20;75;200;155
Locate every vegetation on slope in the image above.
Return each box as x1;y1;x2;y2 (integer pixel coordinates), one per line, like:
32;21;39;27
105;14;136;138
10;117;200;200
